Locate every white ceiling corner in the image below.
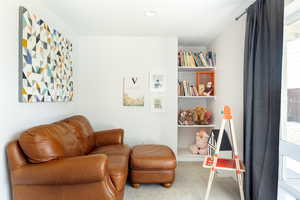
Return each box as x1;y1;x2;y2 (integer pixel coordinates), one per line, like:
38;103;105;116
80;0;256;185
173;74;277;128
43;0;255;45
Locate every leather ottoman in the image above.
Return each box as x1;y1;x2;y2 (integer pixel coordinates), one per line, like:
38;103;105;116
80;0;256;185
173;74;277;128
130;145;177;188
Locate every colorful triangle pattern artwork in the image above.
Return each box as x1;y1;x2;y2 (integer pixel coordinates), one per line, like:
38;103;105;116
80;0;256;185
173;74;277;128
19;7;73;102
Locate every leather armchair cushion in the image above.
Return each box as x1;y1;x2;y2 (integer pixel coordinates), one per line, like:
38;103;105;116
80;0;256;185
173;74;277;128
19;123;83;163
89;144;130;192
94;129;124;147
12;154;108;185
131;145;176;170
106;155;128;191
90;144;131;157
62;115;95;154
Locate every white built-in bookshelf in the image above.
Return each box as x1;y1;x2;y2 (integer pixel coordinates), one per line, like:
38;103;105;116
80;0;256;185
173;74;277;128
177;46;216;162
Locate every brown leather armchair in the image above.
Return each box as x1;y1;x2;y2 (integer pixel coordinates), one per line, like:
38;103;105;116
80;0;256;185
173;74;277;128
6;116;130;200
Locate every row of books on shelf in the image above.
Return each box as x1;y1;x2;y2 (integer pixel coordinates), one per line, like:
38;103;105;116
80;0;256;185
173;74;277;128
178;50;216;67
178;80;214;97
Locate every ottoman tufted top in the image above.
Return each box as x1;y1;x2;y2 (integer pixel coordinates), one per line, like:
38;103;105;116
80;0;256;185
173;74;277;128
130;145;177;170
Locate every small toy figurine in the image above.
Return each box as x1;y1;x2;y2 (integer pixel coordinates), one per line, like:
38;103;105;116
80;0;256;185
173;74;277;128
198;84;205;96
203;82;213;96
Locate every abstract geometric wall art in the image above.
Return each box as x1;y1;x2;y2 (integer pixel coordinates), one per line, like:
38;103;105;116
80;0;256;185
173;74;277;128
19;7;73;102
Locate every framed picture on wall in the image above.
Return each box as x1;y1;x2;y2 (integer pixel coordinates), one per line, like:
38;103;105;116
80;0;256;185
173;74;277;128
149;73;166;92
151;95;165;112
123;76;145;107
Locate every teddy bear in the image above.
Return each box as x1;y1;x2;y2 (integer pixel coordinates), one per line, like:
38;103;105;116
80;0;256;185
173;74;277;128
192;106;212;125
190;130;209;155
192;106;206;123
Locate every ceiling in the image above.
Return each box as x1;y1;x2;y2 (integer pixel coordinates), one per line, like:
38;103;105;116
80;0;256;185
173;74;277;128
44;0;254;45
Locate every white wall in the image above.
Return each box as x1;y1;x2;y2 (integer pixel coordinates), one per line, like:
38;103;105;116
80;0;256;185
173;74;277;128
76;36;178;153
0;1;78;198
210;17;246;158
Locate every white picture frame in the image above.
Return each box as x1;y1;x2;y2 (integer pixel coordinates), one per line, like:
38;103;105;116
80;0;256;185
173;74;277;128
151;95;165;112
149;73;166;92
123;76;145;107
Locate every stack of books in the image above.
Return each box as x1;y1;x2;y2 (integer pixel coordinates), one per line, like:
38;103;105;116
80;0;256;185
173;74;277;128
178;50;216;67
178;81;199;96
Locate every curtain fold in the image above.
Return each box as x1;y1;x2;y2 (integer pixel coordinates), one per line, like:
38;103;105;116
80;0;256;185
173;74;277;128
243;0;284;199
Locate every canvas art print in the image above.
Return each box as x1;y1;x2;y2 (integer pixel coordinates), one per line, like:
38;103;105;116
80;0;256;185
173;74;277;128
19;7;73;102
123;76;145;107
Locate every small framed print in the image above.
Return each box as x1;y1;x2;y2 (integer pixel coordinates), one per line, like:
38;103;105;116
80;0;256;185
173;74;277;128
151;95;165;112
149;73;166;92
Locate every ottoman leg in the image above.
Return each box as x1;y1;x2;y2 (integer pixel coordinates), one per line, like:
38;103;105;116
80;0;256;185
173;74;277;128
131;183;141;188
162;183;172;188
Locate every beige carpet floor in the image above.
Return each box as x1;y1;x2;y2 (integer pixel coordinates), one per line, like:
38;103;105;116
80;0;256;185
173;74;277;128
124;162;240;200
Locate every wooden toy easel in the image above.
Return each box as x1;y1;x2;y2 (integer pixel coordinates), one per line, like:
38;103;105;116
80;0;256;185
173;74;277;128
203;106;245;200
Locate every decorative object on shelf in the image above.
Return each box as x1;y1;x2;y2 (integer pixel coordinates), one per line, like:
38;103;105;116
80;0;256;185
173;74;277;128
178;106;212;125
19;7;73;102
190;130;209;155
178;109;194;125
151;95;165;112
149;73;166;92
196;72;215;96
192;106;212;125
178;50;216;67
123;76;145;107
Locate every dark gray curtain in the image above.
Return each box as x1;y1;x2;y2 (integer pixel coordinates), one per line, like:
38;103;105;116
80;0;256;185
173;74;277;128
243;0;284;200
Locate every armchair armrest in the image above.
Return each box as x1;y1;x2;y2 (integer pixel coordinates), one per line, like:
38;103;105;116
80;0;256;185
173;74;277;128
94;129;124;147
12;154;108;185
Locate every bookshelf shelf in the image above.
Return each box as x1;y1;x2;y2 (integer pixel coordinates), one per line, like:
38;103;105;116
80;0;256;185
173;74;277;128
178;124;216;128
178;148;206;162
178;66;216;72
178;96;216;99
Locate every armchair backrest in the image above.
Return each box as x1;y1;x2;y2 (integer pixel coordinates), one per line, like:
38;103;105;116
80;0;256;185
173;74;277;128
62;115;95;154
6;141;27;171
8;115;96;165
18;123;84;163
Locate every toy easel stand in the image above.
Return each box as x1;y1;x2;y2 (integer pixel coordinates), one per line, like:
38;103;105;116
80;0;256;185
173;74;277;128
203;106;245;200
